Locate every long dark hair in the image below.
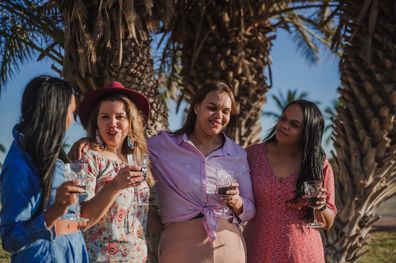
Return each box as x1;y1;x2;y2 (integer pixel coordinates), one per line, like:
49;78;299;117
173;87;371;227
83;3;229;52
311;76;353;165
18;76;78;212
264;99;325;220
175;81;237;137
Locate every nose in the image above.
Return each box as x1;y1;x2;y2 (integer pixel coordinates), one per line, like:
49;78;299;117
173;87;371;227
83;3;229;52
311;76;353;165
214;110;223;119
279;119;289;129
108;117;117;127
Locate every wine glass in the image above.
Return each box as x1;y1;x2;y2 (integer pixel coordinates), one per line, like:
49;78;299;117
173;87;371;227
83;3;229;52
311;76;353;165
303;180;325;228
126;153;149;206
62;162;89;222
215;169;235;219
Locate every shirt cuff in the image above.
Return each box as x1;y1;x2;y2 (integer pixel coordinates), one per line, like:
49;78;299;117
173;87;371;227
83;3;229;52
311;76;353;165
234;197;255;223
36;212;56;241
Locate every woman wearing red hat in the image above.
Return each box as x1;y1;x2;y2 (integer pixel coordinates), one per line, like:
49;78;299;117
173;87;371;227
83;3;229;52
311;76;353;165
76;82;153;262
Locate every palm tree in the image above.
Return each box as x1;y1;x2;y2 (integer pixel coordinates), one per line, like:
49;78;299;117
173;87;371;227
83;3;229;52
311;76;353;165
323;98;339;145
1;2;168;261
159;1;338;147
0;0;169;136
262;89;310;119
323;1;396;262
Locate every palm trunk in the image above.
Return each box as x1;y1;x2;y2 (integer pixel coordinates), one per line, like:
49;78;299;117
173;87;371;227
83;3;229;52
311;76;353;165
176;2;274;147
61;0;168;135
324;1;396;262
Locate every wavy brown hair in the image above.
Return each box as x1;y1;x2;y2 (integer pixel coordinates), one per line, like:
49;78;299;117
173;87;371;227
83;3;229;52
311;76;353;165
86;93;154;186
175;81;237;137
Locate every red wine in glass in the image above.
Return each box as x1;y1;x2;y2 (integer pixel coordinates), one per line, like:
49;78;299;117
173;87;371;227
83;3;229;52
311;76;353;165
306;197;319;207
217;186;233;196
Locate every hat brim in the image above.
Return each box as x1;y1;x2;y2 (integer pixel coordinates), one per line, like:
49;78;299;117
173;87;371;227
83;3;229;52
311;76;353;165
78;83;150;128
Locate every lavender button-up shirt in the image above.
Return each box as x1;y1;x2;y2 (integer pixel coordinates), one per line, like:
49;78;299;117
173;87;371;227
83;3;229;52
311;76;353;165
148;131;255;240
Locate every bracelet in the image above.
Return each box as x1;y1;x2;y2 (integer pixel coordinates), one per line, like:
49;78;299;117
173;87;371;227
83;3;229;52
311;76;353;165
318;204;327;212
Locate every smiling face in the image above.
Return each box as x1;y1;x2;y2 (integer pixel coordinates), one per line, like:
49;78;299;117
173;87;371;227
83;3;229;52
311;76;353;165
97;100;130;151
193;90;232;137
275;103;304;146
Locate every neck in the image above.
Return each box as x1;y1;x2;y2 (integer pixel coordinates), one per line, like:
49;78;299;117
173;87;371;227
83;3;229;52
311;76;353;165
273;141;302;157
188;130;223;149
104;144;123;156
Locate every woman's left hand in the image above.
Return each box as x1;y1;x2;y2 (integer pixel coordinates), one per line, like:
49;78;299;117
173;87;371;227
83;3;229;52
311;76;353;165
315;187;327;209
224;182;243;212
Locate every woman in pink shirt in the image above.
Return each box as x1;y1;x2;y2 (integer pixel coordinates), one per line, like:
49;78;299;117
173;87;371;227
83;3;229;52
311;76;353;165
244;100;336;263
148;82;255;263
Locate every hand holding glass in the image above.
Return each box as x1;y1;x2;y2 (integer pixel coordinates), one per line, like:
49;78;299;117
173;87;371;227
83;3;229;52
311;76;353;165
215;169;235;219
303;180;325;228
63;163;89;222
126;153;149;206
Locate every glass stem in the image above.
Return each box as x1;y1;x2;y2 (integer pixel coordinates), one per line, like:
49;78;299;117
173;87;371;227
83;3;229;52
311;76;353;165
75;202;80;219
313;208;318;225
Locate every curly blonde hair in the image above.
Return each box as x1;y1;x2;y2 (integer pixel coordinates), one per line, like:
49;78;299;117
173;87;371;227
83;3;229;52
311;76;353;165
86;93;154;186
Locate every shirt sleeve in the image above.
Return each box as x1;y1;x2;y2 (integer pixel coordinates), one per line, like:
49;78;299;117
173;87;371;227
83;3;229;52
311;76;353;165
323;160;337;214
0;162;55;253
235;152;256;222
80;150;99;201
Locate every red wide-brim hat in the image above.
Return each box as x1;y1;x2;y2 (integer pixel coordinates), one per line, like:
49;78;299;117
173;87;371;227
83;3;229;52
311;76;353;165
78;82;150;128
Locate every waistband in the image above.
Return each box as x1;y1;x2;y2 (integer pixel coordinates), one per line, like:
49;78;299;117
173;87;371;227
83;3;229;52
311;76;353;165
54;219;83;236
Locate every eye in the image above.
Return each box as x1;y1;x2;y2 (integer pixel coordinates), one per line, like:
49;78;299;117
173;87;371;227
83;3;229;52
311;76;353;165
223;109;231;115
116;115;127;120
207;106;217;111
279;115;287;122
290;121;303;129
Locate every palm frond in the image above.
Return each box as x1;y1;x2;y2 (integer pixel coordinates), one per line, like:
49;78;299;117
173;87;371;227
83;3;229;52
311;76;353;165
0;0;64;91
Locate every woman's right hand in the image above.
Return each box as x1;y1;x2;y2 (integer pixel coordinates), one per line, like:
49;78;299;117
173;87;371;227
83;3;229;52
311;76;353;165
110;165;145;191
68;137;91;161
44;181;85;228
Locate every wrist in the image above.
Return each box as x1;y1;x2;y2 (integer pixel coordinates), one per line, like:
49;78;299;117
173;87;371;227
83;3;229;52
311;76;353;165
318;204;327;212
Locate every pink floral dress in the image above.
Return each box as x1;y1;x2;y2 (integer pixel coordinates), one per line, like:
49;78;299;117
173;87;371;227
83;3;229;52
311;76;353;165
244;143;337;263
81;150;149;262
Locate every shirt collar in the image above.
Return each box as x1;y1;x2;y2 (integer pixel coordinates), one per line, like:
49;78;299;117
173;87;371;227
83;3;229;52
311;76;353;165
176;132;235;156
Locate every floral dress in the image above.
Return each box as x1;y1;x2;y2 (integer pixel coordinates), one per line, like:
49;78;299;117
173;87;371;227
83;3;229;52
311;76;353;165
81;150;149;262
243;143;337;263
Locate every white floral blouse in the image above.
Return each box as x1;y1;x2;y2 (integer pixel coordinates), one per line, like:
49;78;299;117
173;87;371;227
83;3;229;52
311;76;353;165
81;150;149;262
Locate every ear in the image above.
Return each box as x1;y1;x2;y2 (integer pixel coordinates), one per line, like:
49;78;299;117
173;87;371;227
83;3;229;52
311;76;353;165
194;103;199;114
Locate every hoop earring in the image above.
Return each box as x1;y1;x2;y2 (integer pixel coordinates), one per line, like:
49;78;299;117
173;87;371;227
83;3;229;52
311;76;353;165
127;135;137;150
96;130;104;149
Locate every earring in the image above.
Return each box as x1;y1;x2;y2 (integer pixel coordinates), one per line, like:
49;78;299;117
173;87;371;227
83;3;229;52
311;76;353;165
96;130;104;148
127;136;137;150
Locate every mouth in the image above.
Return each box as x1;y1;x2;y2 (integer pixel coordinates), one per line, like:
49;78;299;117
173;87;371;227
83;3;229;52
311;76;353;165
209;120;222;128
277;129;288;137
107;130;119;136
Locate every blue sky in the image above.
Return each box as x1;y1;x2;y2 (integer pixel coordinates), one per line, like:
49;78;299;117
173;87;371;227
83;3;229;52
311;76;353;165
0;30;340;162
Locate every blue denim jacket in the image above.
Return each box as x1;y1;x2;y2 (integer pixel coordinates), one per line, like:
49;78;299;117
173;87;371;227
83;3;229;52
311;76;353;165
0;126;88;263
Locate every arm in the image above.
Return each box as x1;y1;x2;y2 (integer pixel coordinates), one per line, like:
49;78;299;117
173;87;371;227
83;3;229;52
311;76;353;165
226;155;256;221
317;160;337;230
79;153;144;229
0;164;83;253
68;137;91;161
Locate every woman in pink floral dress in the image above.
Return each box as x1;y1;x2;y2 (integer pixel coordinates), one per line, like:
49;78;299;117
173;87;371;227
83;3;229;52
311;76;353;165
77;82;154;262
244;100;337;263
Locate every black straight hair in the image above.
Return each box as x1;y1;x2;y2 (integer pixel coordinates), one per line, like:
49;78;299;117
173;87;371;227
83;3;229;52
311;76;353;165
18;76;78;212
264;99;325;221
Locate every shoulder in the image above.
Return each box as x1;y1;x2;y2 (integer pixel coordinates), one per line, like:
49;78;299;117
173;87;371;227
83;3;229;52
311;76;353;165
246;142;264;155
148;131;178;150
323;159;334;175
1;146;37;192
148;131;170;144
223;135;246;157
